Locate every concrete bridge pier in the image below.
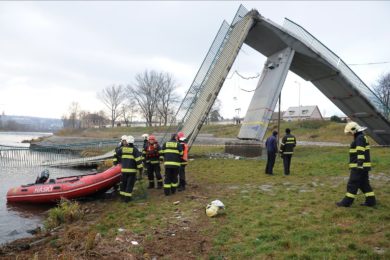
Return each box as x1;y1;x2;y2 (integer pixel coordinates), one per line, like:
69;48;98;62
224;140;263;157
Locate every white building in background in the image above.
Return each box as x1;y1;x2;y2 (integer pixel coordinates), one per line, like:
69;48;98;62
283;105;323;121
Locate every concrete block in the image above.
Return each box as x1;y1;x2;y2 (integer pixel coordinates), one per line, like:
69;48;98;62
224;140;262;157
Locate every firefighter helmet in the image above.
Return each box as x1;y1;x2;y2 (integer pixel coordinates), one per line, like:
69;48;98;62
121;135;127;141
126;135;135;144
344;122;367;135
177;131;186;141
142;134;149;140
205;203;219;217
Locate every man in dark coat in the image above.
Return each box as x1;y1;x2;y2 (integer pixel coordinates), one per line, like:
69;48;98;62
265;130;278;175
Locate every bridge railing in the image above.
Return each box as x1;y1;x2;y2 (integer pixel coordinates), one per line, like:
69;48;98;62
283;18;389;119
160;5;249;144
0;140;144;168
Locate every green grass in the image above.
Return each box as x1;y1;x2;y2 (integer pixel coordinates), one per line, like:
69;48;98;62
44;120;389;259
54;120;357;144
44;199;83;230
76;146;390;259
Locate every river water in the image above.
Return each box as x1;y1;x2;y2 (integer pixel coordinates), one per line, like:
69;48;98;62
0;132;90;245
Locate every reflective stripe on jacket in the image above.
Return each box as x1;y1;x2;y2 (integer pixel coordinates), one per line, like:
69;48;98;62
116;145;143;173
280;134;296;155
161;141;183;168
349;132;371;171
112;144;123;165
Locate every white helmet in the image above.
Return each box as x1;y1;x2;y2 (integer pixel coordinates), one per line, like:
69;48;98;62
344;122;367;135
141;134;149;140
126;135;135;144
205;204;219;217
121;135;127;141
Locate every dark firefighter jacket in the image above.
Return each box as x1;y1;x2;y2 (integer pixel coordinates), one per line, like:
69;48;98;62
116;145;143;173
143;142;161;164
161;140;183;168
349;131;371;171
113;143;123;165
280;134;296;155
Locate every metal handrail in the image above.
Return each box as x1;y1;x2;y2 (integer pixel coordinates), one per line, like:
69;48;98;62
283;18;389;118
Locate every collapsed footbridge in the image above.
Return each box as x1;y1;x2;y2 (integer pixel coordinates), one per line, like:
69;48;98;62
163;5;390;147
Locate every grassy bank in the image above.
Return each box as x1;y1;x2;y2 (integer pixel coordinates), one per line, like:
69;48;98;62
54;120;357;144
4;146;389;259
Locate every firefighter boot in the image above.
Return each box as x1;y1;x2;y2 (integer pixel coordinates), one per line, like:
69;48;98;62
157;180;163;189
178;180;186;192
164;187;171;196
361;195;376;207
336;197;354;207
148;181;155;189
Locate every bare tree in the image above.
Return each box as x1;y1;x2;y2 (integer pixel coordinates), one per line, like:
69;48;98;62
127;71;160;127
97;85;126;127
68;101;80;129
373;72;390;119
119;102;137;127
155;73;180;126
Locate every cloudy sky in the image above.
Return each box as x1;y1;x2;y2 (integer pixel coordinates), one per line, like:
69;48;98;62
0;1;389;120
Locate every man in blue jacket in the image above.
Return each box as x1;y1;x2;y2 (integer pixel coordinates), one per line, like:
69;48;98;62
265;130;278;175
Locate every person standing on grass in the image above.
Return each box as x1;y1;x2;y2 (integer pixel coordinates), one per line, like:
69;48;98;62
143;135;163;189
113;135;127;166
279;128;296;176
265;130;278;175
141;133;150;178
336;122;376;207
177;131;189;191
116;135;143;202
160;133;183;196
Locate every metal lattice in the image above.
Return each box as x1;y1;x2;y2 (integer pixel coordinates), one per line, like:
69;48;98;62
160;5;249;146
0;141;144;168
283;18;390;119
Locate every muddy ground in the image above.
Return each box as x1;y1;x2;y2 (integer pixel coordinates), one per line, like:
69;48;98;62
0;182;214;260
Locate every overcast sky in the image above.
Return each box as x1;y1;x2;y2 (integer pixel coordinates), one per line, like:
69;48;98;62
1;1;389;120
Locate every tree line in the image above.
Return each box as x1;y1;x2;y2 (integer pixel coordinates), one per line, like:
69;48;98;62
61;70;390;129
62;70;180;129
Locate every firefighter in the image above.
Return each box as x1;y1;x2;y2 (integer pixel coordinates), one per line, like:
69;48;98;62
336;122;376;207
143;135;163;189
113;135;127;166
141;133;150;177
160;133;183;196
116;135;143;202
279;128;296;175
177;131;188;191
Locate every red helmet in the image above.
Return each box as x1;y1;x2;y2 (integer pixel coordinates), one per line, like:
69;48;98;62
177;132;185;139
148;135;156;142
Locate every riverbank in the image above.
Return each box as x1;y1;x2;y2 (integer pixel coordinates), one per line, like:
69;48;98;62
1;146;389;259
33;120;354;146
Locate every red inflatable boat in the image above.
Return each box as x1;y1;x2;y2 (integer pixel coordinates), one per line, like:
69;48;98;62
7;165;121;203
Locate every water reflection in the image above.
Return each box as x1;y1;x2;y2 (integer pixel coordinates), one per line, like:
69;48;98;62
0;132;100;245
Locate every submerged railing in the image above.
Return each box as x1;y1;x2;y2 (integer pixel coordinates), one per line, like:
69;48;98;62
0;140;144;168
